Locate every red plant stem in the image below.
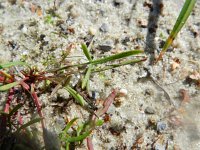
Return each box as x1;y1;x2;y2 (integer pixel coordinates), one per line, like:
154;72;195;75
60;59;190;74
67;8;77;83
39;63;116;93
87;137;94;150
96;89;118;117
4;88;15;113
31;83;45;128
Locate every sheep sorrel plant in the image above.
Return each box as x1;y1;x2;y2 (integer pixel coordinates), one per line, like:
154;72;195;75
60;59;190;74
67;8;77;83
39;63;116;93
0;43;146;148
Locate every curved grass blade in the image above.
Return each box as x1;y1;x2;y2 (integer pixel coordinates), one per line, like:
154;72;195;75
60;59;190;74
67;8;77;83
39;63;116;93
156;0;196;62
0;81;20;91
64;86;86;106
16;118;42;133
90;50;143;65
63;117;78;134
0;61;28;69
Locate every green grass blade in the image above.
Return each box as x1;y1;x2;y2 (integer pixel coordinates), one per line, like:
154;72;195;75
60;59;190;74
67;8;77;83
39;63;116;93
0;81;20;91
63;117;78;134
16;118;42;133
48;50;143;72
81;65;93;89
76;124;84;136
157;0;196;62
65;142;70;150
92;57;147;72
8;103;23;117
64;86;86;106
81;43;92;61
90;50;143;65
0;61;28;69
66;130;91;142
95;119;104;126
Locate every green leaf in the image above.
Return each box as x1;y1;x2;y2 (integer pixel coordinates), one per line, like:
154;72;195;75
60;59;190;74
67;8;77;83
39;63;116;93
8;103;23;117
95;119;104;126
64;86;86;106
156;0;196;62
90;50;143;65
63;118;78;134
16;118;43;133
92;58;147;72
0;81;20;91
66;130;91;142
65;142;70;150
81;43;92;61
81;65;93;89
76;124;84;136
0;61;28;69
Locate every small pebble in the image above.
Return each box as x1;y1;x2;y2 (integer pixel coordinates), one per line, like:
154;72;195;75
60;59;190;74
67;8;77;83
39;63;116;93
99;23;109;33
98;41;113;51
89;27;97;35
57;88;70;100
121;37;130;45
70;6;80;18
154;143;165;150
144;106;155;114
119;88;128;96
157;121;167;132
99;44;112;51
113;0;123;7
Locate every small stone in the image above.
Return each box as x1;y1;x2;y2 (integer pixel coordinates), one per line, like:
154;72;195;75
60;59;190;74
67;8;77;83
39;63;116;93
137;19;148;28
144;107;155;114
119;88;128;96
98;41;113;51
121;37;130;45
99;45;112;51
99;23;109;33
70;6;80;18
113;0;123;7
157;121;167;132
154;143;165;150
88;27;97;35
57;88;70;100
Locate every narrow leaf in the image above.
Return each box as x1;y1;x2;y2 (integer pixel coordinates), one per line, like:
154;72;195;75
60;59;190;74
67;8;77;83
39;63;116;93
66;130;91;142
156;0;196;62
95;119;104;126
16;118;42;133
0;81;20;91
81;65;93;89
63;118;78;134
64;86;86;106
90;50;143;65
8;103;23;117
81;43;92;61
0;61;28;69
92;57;147;72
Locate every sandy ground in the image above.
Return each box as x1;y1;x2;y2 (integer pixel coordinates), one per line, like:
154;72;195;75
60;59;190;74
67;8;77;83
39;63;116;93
0;0;200;150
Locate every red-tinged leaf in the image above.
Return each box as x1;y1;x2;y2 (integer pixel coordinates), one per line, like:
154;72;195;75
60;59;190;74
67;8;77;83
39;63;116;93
4;88;15;113
96;89;119;116
87;137;94;150
20;81;30;90
30;84;44;128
